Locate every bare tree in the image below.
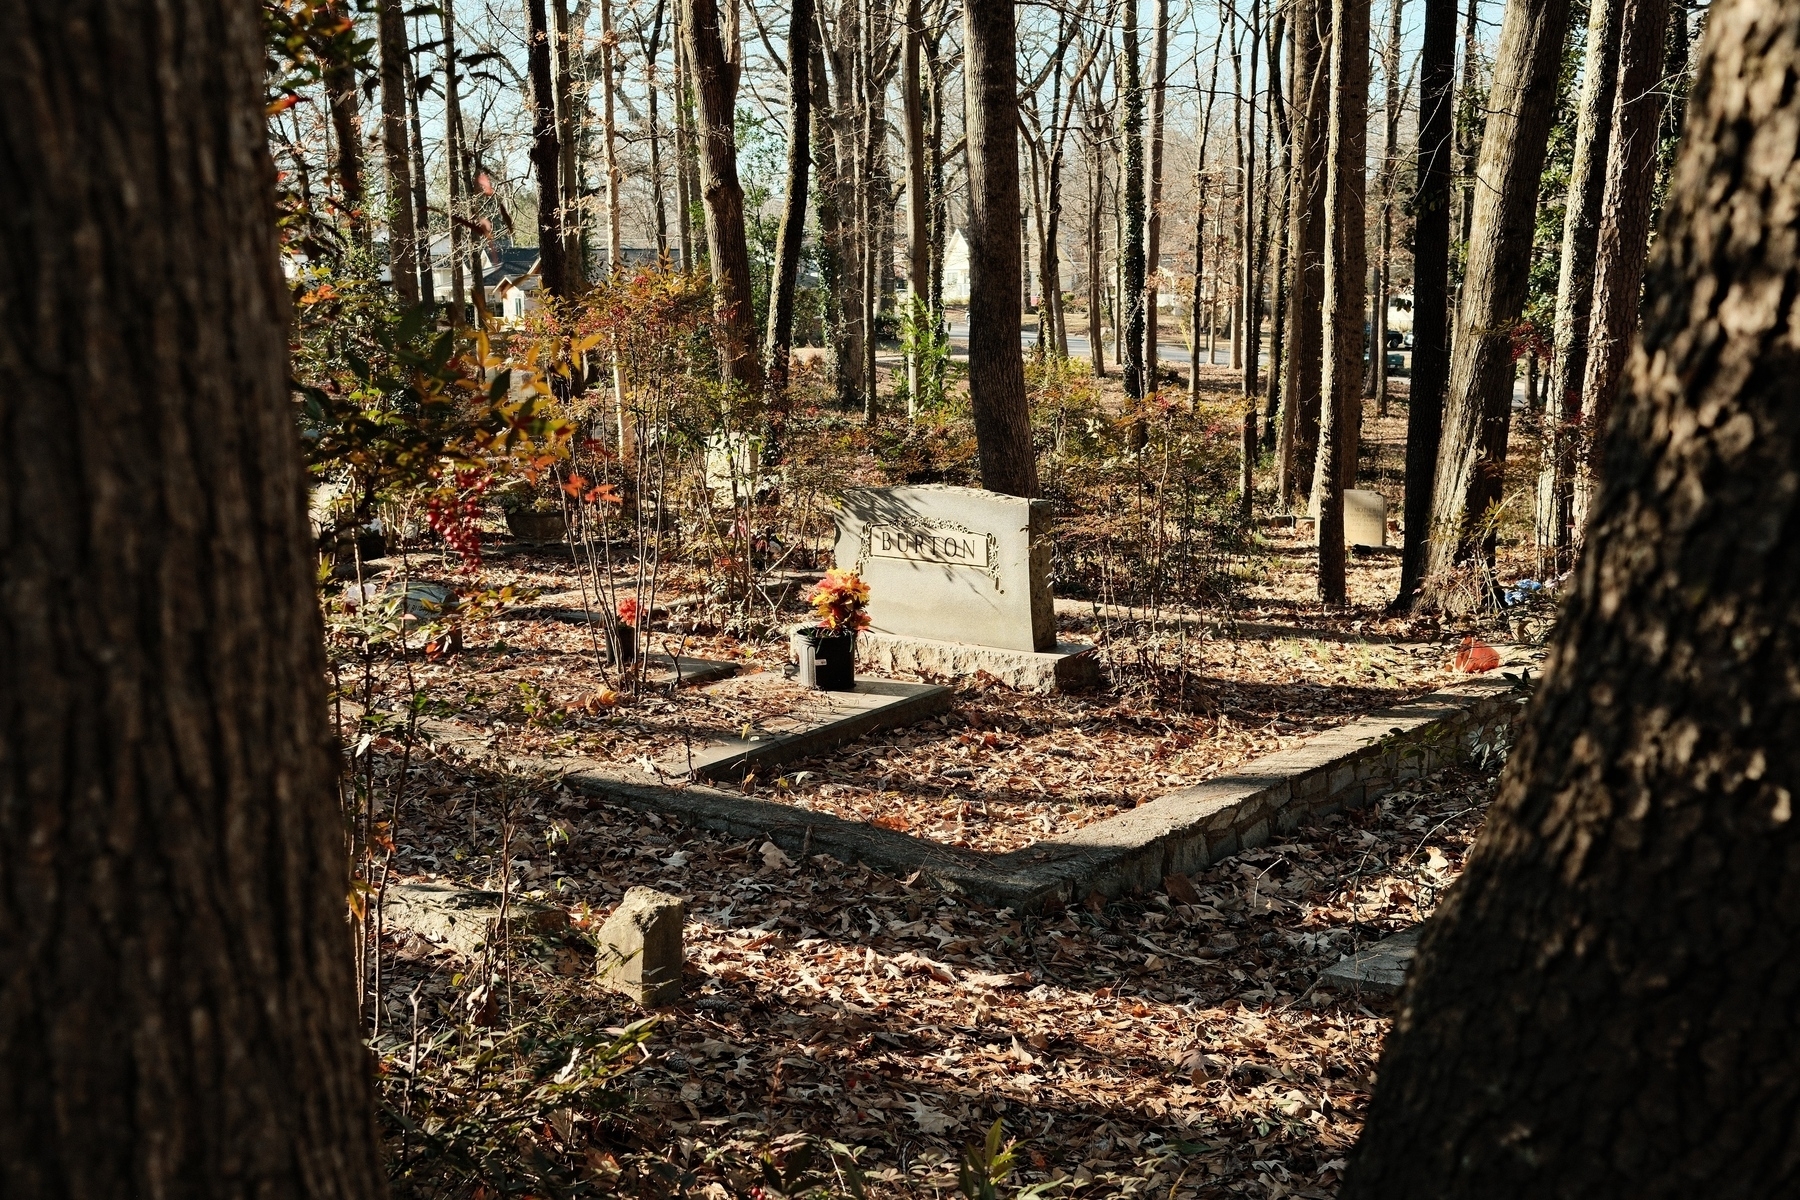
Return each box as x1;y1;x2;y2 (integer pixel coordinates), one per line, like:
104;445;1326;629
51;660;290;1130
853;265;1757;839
526;0;573;299
682;0;763;389
1141;0;1171;383
379;0;420;304
1345;2;1800;1188
1394;0;1456;609
1535;0;1624;575
963;0;1039;494
0;2;383;1194
1313;0;1369;603
767;0;816;392
1420;0;1573;607
1578;0;1674;495
1279;0;1327;505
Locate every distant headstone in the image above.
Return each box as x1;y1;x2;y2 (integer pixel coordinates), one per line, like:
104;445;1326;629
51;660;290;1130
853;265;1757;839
1319;925;1420;996
833;485;1053;653
1344;489;1388;548
595;886;686;1006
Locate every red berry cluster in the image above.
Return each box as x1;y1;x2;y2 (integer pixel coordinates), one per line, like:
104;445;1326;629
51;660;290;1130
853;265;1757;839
426;470;489;571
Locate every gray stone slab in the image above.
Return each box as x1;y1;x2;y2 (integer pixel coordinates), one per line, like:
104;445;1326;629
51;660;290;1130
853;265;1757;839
1344;489;1388;548
833;485;1054;652
852;629;1100;694
384;881;569;958
1319;926;1422;996
658;678;954;781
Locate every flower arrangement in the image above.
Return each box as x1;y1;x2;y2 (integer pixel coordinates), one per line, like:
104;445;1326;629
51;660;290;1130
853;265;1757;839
616;596;641;627
807;569;871;633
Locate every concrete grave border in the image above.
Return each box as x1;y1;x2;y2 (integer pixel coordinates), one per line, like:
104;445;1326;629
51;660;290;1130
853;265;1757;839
419;666;1529;913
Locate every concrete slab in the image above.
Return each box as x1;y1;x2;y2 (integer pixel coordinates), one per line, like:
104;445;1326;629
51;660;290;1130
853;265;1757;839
1319;926;1423;996
384;880;569;958
659;678;954;781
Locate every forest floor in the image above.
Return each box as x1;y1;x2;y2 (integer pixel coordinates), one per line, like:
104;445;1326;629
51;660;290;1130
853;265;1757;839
350;357;1559;1196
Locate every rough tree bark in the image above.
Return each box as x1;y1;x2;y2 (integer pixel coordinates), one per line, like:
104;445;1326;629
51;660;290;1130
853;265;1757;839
1344;2;1800;1190
1536;0;1624;574
962;0;1039;495
379;0;419;305
404;27;435;302
1578;0;1673;488
1420;0;1572;607
0;2;382;1196
552;0;585;283
1279;0;1327;506
526;0;572;300
765;0;814;392
1394;0;1456;609
1312;0;1368;604
442;0;470;322
682;0;763;390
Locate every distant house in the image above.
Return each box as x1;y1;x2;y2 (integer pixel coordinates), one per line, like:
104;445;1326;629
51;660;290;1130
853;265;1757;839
942;230;971;306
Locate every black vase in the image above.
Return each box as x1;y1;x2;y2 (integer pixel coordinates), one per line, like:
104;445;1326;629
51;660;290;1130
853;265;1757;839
609;622;637;665
797;628;857;691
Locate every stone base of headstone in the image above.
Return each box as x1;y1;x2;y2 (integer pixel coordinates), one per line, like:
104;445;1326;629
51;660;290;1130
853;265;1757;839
854;629;1101;694
1318;925;1421;997
385;881;570;958
594;887;686;1006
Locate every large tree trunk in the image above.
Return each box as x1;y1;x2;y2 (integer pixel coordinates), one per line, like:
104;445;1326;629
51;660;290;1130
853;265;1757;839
682;0;763;390
600;0;625;284
810;34;855;411
1394;0;1456;609
765;0;814;393
673;25;696;270
1344;3;1800;1189
1280;0;1327;506
962;0;1038;495
1535;0;1623;575
1089;112;1108;379
1420;0;1573;607
1120;0;1147;405
0;3;381;1195
442;0;469;323
379;0;419;305
526;0;572;300
1373;0;1403;414
1239;0;1261;406
1577;0;1673;494
1313;0;1368;603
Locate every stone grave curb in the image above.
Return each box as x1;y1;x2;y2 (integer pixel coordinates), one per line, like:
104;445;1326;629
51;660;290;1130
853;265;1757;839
405;668;1530;914
664;680;955;781
988;670;1529;911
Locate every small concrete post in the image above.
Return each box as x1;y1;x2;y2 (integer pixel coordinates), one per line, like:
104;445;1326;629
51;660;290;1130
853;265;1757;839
594;887;686;1005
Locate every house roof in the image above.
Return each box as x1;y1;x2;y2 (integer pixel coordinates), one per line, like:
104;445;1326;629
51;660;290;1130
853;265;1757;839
484;245;540;288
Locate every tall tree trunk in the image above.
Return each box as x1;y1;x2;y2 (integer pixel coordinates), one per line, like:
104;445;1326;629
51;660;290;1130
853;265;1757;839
0;3;381;1194
1313;0;1369;604
1189;44;1221;402
322;2;366;247
1395;0;1456;609
1535;0;1623;574
600;0;625;285
1142;0;1170;384
1578;0;1673;494
682;0;763;390
1262;8;1289;446
673;25;696;269
442;0;469;323
963;0;1039;495
1420;0;1573;607
811;34;856;410
1089;113;1108;379
404;27;435;302
902;0;928;405
379;0;419;304
1121;0;1147;405
552;0;585;284
1345;4;1800;1189
644;2;670;258
766;0;814;392
1240;0;1261;405
526;0;572;301
1374;0;1403;414
1281;0;1328;506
